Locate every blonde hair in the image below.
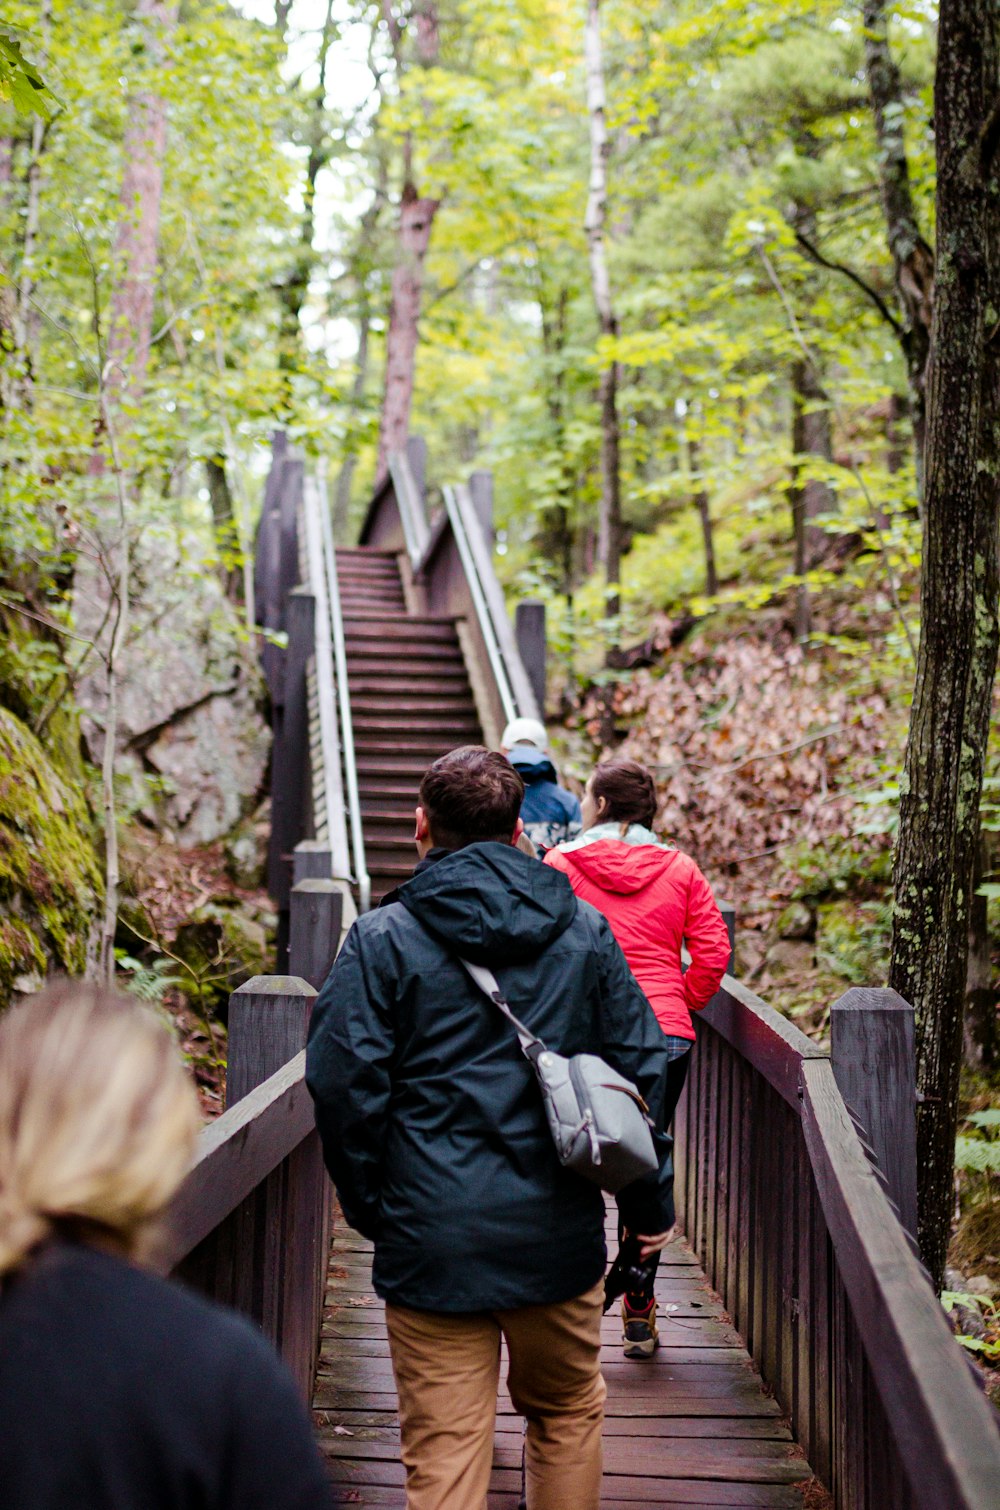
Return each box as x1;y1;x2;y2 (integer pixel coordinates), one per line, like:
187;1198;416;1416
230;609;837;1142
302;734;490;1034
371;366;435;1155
0;981;201;1277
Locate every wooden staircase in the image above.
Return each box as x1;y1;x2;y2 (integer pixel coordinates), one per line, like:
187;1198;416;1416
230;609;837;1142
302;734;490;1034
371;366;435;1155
336;546;484;903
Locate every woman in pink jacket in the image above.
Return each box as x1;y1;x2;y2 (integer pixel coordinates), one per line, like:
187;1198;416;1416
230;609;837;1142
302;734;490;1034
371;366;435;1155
545;759;731;1358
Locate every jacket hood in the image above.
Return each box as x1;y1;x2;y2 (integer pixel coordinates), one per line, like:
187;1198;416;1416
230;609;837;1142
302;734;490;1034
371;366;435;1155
507;745;558;785
399;841;578;964
562;835;673;895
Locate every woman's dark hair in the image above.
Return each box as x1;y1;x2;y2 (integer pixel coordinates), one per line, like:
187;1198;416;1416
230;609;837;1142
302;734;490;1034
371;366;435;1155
419;745;525;848
591;760;657;829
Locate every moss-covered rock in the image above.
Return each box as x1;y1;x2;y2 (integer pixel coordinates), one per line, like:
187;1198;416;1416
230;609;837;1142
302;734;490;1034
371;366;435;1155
172;900;271;1011
0;705;103;999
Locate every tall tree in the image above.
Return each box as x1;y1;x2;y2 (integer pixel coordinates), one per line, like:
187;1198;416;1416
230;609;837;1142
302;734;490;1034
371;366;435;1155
889;0;1000;1290
376;0;440;481
103;0;178;408
583;0;621;623
862;0;934;491
275;0;336;406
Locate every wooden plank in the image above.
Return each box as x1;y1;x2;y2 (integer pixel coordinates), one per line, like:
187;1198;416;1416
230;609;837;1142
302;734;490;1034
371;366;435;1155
800;1058;1000;1510
830;986;918;1243
166;1052;312;1262
700;978;826;1109
316;1414;793;1440
324;1459;810;1505
289;879;342;989
226;976;316;1107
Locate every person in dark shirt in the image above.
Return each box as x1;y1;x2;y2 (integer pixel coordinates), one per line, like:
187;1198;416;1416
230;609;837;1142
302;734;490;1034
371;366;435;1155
501;716;582;853
0;982;337;1510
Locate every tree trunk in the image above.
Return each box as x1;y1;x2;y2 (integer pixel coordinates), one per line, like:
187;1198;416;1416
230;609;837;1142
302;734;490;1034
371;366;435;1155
584;0;622;626
333;312;370;540
688;436;717;596
206;456;241;600
788;359;836;636
375;0;440;482
376;190;439;481
792;358;835;566
964;827;998;1069
276;0;335;405
863;0;935;495
539;285;576;598
888;0;1000;1291
103;0;178;407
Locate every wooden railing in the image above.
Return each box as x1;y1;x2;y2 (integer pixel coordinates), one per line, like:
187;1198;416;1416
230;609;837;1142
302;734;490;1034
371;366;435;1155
164;960;340;1398
676;917;1000;1510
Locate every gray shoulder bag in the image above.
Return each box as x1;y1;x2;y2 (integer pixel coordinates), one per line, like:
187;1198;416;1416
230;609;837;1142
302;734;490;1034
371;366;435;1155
457;957;659;1194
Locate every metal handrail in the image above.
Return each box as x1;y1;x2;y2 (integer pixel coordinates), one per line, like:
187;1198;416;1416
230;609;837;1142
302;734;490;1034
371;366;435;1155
302;479;351;880
388;449;430;569
318;474;371;914
442;483;518;727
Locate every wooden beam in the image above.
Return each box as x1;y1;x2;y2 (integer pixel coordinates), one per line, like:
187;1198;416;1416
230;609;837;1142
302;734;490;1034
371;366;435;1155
700;974;826;1109
226;974;316;1107
799;1058;1000;1510
830;986;918;1244
165;1054;311;1263
290;879;343;990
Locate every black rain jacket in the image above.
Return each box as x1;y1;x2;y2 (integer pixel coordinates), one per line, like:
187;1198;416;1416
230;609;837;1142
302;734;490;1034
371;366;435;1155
305;842;676;1313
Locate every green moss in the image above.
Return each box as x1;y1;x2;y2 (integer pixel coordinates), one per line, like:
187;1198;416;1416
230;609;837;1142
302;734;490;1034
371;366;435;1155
0;916;47;997
0;705;103;997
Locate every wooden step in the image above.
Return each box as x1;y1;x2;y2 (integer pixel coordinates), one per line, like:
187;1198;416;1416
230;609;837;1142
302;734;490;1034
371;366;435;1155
352;711;480;732
356;756;450;777
347;670;471;691
347;663;469;685
350;694;475;713
346;624;460;645
359;788;423;808
346;644;466;666
345;615;458;635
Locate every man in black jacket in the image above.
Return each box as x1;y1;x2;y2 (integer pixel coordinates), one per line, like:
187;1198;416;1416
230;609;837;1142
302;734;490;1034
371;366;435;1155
306;747;675;1510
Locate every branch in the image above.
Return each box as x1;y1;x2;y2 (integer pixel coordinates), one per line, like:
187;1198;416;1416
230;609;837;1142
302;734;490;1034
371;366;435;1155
0;593;94;647
694;725;839;784
793;229;903;336
755;240;917;664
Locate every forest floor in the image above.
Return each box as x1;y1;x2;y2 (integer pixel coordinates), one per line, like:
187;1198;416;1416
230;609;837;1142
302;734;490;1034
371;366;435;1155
118;822;274;1118
553;537;1000;1390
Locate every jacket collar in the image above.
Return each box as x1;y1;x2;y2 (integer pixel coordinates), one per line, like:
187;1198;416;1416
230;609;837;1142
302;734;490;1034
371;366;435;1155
377;847;454;907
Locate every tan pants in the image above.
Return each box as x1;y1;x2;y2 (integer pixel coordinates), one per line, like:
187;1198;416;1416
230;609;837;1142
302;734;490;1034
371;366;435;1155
385;1280;606;1510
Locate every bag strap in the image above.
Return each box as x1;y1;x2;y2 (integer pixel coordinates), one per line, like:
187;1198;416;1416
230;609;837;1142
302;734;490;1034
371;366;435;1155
456;957;547;1064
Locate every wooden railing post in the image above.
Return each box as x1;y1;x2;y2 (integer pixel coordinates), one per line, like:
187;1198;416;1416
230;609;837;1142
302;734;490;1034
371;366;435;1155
515;600;546;717
717;898;735;974
830;987;918;1244
227;975;316;1109
221;974;330;1399
270;584;315;970
290;880;343;990
293;839;331;882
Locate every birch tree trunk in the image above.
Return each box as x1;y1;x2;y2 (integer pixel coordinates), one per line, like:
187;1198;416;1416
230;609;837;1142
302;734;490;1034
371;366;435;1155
583;0;621;622
84;0;177;979
863;0;935;493
888;0;1000;1290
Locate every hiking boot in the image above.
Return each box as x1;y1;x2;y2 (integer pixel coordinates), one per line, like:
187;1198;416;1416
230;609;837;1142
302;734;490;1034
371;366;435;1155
621;1295;659;1358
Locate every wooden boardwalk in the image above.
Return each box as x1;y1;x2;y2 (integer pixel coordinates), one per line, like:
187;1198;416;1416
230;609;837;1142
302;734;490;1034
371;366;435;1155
313;1214;818;1508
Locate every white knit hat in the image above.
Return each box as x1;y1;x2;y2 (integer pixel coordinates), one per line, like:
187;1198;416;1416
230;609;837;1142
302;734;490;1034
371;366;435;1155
501;717;549;753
